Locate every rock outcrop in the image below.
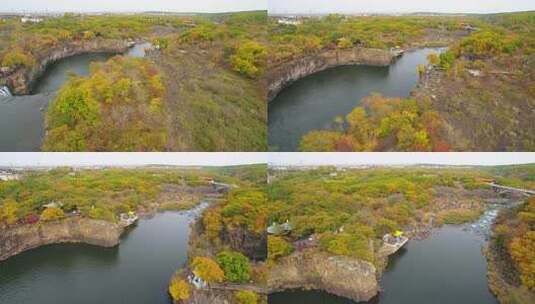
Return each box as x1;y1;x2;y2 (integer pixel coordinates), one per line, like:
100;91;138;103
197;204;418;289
1;39;132;95
267;47;397;101
0;217;124;261
268;249;379;302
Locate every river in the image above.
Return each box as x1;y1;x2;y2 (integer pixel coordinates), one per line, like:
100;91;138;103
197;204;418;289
268;205;509;304
0;201;204;304
268;48;445;151
0;42;152;152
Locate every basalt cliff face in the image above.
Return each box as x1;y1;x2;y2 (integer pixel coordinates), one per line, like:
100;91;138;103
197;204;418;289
0;217;124;261
267;47;397;101
268;249;379;302
0;38;131;95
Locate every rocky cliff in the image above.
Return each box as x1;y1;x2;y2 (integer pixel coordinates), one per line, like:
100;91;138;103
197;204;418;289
267;47;397;101
1;39;132;95
0;217;124;261
268;249;379;302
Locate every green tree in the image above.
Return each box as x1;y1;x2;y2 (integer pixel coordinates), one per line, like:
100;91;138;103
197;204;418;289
439;51;456;70
216;251;251;283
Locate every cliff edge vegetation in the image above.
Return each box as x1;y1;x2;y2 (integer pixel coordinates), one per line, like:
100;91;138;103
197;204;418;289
289;12;535;151
266;164;535;301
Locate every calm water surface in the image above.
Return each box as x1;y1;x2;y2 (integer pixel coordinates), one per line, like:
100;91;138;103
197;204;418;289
0;204;204;304
268;48;444;151
0;43;150;151
269;225;498;304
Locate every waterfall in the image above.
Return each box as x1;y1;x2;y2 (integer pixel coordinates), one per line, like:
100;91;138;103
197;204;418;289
0;85;12;97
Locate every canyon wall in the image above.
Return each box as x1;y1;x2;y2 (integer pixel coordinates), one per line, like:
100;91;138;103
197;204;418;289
267;47;397;101
0;38;131;95
268;249;379;302
0;217;124;261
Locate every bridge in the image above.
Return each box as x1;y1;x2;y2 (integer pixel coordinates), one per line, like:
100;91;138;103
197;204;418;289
210;283;268;294
209;180;233;193
487;183;535;196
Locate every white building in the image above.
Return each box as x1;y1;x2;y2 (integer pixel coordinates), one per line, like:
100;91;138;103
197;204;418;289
277;17;302;26
21;16;43;23
0;171;20;181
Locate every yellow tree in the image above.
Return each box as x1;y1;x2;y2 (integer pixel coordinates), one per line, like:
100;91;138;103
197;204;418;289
168;277;190;302
0;199;19;225
40;207;65;222
191;257;225;283
203;209;223;242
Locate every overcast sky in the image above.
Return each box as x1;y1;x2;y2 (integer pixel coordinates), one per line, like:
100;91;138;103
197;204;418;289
269;0;535;15
3;0;266;13
269;153;535;167
0;153;268;167
1;153;534;168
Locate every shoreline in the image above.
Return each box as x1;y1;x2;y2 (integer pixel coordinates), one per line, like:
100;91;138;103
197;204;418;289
266;194;519;303
0;38;135;96
267;47;399;102
0;194;218;262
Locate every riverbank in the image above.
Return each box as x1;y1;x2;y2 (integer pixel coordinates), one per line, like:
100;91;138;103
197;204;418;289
411;52;535;151
485;198;535;304
167;185;268;304
0;181;221;262
265;180;526;303
0;38;134;95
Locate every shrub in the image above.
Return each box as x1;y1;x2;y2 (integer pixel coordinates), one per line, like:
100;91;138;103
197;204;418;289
299;131;342;152
439;208;481;224
439;51;456;70
230;41;267;78
0;199;19;225
88;206;115;222
320;232;373;261
509;232;535;289
153;37;169;50
267;236;294;260
235;290;257;304
1;50;34;68
337;38;353;49
40;207;65;222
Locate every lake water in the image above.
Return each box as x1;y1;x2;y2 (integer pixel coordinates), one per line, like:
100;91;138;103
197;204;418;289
0;43;151;152
0;202;204;304
268;48;444;151
268;224;498;304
